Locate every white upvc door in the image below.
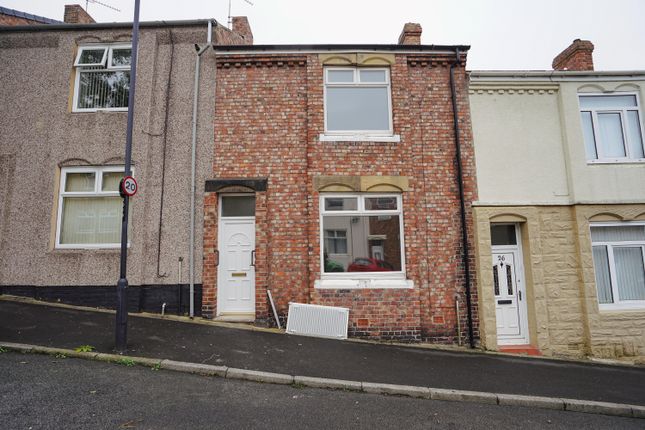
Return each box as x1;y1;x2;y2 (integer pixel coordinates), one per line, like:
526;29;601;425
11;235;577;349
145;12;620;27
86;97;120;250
217;218;256;315
493;246;530;345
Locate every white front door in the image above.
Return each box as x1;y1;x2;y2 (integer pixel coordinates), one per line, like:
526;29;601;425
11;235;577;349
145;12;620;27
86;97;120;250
217;196;256;316
491;224;529;345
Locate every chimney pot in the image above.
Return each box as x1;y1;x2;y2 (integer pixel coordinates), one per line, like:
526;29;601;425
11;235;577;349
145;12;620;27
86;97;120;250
398;22;422;45
552;39;594;71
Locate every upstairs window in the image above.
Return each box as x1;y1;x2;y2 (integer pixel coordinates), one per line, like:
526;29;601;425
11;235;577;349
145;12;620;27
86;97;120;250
591;223;645;310
73;44;132;112
324;68;392;135
579;94;645;162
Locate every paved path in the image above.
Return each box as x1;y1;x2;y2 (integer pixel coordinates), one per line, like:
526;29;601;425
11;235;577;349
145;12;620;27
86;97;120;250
2;300;645;406
4;352;644;429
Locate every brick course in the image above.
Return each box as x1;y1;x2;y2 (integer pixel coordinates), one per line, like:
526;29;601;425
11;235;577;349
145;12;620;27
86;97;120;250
203;50;479;343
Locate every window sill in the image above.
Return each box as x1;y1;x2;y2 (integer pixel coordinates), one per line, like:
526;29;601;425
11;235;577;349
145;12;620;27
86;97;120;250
587;159;645;165
71;108;128;113
53;244;130;252
319;133;401;143
315;278;413;289
598;303;645;312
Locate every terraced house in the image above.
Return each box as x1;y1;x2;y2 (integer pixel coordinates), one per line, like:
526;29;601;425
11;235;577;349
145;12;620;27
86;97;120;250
203;23;479;343
470;40;645;360
0;5;251;314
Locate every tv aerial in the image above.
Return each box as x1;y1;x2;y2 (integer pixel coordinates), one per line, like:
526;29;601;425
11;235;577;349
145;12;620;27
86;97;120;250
85;0;121;13
228;0;254;28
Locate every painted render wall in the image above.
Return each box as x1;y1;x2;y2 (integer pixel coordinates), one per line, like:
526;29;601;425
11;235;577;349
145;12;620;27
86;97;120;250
470;77;645;205
0;23;243;290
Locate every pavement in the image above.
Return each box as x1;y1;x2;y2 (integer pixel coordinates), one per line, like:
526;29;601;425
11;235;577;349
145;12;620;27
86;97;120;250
3;351;644;430
2;299;645;408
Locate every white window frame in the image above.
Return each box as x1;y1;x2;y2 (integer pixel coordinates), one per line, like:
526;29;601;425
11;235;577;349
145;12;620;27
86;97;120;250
319;193;406;281
55;166;128;249
590;222;645;311
72;43;132;113
322;67;394;138
578;92;645;163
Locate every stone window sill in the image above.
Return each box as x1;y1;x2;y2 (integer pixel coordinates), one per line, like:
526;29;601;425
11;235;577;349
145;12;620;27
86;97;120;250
319;133;401;143
315;278;413;289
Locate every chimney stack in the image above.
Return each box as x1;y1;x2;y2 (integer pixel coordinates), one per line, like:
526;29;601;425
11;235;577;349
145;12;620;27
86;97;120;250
232;16;253;45
552;39;594;71
64;4;95;24
398;23;422;45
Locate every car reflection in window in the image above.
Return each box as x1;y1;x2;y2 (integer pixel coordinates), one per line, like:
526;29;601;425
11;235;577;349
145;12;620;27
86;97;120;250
347;257;395;272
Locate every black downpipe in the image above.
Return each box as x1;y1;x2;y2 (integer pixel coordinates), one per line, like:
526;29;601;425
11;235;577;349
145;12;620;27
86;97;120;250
449;48;475;349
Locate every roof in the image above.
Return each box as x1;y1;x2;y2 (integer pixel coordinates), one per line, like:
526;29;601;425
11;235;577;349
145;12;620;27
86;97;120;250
0;6;62;25
0;18;217;32
469;70;645;81
213;44;470;54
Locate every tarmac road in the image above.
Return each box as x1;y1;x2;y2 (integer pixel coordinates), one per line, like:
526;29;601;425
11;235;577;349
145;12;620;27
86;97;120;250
1;352;644;430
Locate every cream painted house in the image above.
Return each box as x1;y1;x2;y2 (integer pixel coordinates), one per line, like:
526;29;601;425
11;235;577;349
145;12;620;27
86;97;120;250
469;40;645;360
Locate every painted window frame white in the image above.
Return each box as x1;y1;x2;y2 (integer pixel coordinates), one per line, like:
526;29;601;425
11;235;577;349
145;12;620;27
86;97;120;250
72;43;132;113
55;165;128;249
590;222;645;311
319;193;406;281
322;67;394;137
578;92;645;163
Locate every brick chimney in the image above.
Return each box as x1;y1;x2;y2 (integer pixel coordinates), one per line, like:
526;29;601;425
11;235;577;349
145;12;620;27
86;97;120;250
398;23;422;45
232;16;253;45
552;39;594;71
64;4;95;24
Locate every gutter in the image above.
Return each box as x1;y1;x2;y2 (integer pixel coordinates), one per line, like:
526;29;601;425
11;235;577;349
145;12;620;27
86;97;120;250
212;43;470;54
449;48;475;349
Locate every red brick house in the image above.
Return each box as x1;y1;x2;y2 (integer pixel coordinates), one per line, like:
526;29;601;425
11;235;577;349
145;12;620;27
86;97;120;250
202;23;479;344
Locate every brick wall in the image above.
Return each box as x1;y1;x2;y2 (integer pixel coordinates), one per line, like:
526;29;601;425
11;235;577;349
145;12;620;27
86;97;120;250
204;51;478;343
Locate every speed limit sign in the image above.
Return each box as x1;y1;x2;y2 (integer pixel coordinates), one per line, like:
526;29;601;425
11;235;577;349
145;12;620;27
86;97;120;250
121;176;138;197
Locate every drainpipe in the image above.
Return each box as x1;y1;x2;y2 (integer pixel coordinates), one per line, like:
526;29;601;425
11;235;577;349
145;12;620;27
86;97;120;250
189;20;214;318
449;48;475;349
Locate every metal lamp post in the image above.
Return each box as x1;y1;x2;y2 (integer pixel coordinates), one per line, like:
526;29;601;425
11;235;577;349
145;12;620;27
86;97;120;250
116;0;141;353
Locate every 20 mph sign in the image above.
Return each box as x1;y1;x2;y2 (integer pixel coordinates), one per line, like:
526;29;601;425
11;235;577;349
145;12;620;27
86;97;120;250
121;176;138;197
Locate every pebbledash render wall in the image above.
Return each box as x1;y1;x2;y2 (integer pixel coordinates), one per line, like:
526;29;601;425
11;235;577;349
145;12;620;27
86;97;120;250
0;19;247;313
202;46;479;342
470;70;645;359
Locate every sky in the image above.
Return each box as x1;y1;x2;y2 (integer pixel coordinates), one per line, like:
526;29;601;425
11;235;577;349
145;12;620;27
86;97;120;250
3;0;645;71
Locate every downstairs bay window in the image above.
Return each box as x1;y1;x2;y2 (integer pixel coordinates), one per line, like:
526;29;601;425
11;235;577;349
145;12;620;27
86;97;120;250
56;166;127;249
591;223;645;310
319;194;410;288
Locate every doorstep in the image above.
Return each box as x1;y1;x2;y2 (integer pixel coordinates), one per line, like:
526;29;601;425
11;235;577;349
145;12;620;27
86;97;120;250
214;313;255;323
498;344;543;356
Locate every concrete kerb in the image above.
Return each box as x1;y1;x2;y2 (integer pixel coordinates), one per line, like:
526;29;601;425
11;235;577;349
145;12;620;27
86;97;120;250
1;341;643;419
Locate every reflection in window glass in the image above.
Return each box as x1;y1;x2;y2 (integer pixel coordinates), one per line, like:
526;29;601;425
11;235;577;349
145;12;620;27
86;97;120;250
322;215;401;273
491;224;517;246
221;195;255;217
365;197;397;211
324;197;357;211
65;172;95;192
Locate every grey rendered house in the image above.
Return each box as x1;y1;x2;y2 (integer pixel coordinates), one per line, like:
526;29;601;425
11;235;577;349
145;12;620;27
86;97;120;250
0;6;250;314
